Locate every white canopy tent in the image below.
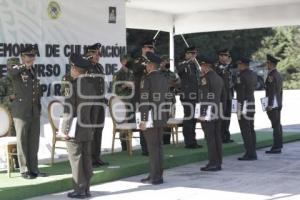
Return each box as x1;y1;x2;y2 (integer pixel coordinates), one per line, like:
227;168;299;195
125;0;300;69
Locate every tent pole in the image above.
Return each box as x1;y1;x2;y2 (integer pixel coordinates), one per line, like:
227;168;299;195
169;27;175;71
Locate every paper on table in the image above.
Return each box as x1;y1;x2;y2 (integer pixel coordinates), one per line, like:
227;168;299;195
58;117;77;138
231;99;238;113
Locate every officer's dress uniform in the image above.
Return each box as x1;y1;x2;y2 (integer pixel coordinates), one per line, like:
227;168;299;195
61;54;95;197
177;59;200;147
140;69;170;184
88;62;106;165
8;64;41;175
266;68;283;151
199;69;224;170
132;56;149;154
215;62;234;142
113;67;134;150
236;68;257;159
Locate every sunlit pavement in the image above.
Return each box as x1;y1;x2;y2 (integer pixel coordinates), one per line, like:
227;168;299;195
29;140;300;200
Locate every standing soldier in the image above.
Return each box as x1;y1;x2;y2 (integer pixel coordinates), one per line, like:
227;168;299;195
198;56;224;171
177;46;202;149
139;52;171;185
215;49;234;143
132;39;155;156
265;54;283;154
235;57;257;161
61;53;95;198
85;43;108;167
159;55;180;145
8;45;47;179
113;54;134;151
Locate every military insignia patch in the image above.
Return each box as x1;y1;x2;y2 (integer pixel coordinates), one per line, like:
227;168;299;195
201;78;207;85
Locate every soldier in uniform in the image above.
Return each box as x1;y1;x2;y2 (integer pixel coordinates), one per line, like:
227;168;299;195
8;45;46;179
176;46;202;149
132;39;155;156
113;54;134;151
139;52;171;185
235;57;257;161
159;55;180;145
61;53;95;198
215;49;234;143
265;54;283;154
198;56;224;171
85;43;108;167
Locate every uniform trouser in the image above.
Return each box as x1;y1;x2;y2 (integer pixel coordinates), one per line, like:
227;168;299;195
201;120;223;166
67;141;93;193
163;127;171;145
143;127;163;182
221;99;232;141
91;106;105;163
182;101;197;146
238;113;257;157
14;114;40;174
267;109;283;149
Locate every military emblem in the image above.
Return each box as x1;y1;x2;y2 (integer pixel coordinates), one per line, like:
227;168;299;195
47;1;61;19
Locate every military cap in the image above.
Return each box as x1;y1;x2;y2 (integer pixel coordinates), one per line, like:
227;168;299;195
142;39;155;48
7;57;20;66
237;56;251;65
69;53;91;69
199;55;214;65
185;46;197;53
218;48;230;55
20;45;36;56
145;52;161;65
267;54;280;65
86;43;102;52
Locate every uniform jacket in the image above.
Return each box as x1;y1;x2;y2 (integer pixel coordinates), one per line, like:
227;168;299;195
265;69;283;109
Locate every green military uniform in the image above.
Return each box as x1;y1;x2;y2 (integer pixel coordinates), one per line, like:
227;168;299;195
8;46;42;177
160;66;180;145
265;54;283;153
198;57;224;171
85;43;107;166
0;58;19;136
235;57;257;160
140;52;171;184
113;66;134;150
61;53;95;198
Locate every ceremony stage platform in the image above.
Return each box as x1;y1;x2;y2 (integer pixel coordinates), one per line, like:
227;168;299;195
1;131;300;200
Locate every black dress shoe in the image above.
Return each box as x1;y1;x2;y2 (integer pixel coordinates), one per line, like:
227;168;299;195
223;139;234;143
21;172;36;179
185;144;202;149
152;179;164;185
31;172;48;177
140;176;151;183
67;191;87;199
238;156;257;161
200;166;222;172
265;148;281;154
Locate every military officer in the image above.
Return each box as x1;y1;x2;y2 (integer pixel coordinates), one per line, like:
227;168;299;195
235;57;257;161
198;56;224;171
132;39;155;156
61;53;95;198
159;55;180;145
265;54;283;154
176;46;202;149
8;45;46;179
139;52;171;185
113;54;134;151
85;43;108;167
215;49;234;143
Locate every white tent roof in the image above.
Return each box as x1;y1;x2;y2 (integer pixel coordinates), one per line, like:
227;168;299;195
126;0;300;34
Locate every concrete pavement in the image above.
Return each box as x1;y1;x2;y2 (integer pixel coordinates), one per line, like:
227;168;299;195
29;141;300;200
